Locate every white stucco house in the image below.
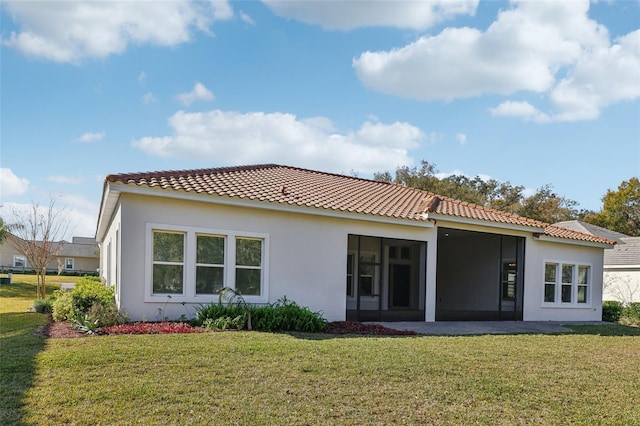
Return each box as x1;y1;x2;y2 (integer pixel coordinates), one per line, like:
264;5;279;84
556;221;639;304
96;164;614;322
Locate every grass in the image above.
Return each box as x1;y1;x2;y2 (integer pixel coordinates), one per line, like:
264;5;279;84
2;276;640;425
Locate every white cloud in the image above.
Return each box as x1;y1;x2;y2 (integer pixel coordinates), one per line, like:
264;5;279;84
239;10;255;25
455;133;467;145
47;176;85;185
176;82;215;106
0;168;30;197
490;101;551;123
138;71;146;84
353;0;638;121
132;109;426;174
2;1;234;63
75;132;105;143
142;92;157;104
262;0;478;30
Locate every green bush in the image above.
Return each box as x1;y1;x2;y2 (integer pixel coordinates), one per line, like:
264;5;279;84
86;301;128;327
202;315;246;330
32;297;54;314
194;294;326;333
51;277;121;324
52;290;74;322
623;302;640;320
602;301;624;322
72;276;114;314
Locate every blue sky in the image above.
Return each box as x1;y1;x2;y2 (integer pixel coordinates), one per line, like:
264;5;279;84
1;0;639;239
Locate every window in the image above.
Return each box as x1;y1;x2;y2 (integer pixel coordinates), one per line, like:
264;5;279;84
146;224;268;302
235;238;262;296
152;231;185;294
65;258;75;270
543;261;590;306
577;266;589;303
561;265;573;303
13;255;26;268
544;263;557;302
196;235;225;295
359;254;377;297
346;254;354;297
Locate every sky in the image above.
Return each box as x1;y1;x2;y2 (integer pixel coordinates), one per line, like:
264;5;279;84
1;0;639;240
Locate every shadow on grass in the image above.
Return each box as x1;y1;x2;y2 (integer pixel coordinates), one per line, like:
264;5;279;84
563;323;640;336
289;323;640;340
0;282;59;298
0;312;49;425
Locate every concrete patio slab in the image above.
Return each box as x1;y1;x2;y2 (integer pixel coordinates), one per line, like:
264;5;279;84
373;321;607;335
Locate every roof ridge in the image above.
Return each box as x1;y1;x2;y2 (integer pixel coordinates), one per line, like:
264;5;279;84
106;163;281;182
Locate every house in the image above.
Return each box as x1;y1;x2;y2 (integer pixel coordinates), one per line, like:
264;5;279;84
556;221;640;304
0;235;99;275
96;164;614;322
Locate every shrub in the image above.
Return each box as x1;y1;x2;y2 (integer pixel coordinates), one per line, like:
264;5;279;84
52;290;74;322
194;294;326;333
72;276;114;314
51;277;122;324
86;301;128;328
32;297;54;314
251;297;327;333
203;315;246;330
602;301;624;322
623;302;640;320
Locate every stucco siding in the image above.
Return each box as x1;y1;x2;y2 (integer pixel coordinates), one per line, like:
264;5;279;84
115;193;436;322
603;268;640;304
524;239;604;321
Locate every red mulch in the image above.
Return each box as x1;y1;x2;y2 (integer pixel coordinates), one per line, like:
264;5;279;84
42;320;415;338
41;320;88;339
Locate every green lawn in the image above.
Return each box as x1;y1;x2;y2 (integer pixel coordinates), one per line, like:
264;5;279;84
2;277;640;425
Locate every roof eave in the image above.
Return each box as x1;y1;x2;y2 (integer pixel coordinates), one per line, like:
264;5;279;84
95;182;121;242
423;212;545;234
103;182;436;230
533;234;615;249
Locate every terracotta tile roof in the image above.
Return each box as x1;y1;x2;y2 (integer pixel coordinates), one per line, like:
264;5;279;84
106;164;613;245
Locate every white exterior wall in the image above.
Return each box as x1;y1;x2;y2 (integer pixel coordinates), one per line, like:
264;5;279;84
603;267;640;304
523;239;604;321
100;203;121;303
115;193;436;322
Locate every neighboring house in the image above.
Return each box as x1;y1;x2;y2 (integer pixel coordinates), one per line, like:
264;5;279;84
556;221;640;304
96;164;614;322
0;235;99;275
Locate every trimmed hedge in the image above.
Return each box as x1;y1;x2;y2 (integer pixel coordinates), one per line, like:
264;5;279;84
602;300;624;322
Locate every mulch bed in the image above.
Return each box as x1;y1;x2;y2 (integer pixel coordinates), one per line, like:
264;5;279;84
40;320;88;339
41;320;415;338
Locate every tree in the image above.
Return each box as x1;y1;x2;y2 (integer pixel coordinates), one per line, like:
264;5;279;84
583;177;640;236
517;184;579;224
374;161;582;223
8;199;70;299
0;217;9;244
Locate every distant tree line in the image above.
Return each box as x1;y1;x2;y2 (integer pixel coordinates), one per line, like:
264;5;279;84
374;161;639;236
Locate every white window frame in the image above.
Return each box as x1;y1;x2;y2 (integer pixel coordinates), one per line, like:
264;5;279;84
13;255;26;268
65;257;75;270
151;230;186;297
145;223;269;304
542;260;592;307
